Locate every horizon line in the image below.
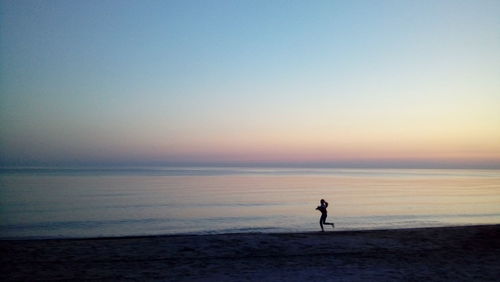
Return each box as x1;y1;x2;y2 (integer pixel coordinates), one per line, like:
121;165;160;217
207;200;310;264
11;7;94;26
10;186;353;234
1;160;500;170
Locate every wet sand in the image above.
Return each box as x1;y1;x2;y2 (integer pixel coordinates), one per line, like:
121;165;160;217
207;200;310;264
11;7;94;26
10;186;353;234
1;225;499;281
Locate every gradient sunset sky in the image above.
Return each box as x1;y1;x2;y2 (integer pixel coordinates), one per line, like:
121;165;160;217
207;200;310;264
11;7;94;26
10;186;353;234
1;0;499;168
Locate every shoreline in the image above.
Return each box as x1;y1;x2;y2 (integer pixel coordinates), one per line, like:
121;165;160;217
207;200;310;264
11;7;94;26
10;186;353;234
2;224;499;281
2;223;497;241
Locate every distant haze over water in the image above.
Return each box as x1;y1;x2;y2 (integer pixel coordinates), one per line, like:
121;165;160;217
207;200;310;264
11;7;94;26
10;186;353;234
1;167;499;239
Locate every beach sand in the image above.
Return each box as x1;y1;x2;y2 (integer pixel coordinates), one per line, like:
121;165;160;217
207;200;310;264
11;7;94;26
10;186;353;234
1;225;499;281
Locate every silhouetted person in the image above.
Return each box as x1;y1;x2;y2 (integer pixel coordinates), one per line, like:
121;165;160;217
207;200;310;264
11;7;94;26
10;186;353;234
316;199;334;232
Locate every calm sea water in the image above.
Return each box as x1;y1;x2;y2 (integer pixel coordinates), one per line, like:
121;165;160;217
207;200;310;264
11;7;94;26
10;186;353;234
1;167;499;239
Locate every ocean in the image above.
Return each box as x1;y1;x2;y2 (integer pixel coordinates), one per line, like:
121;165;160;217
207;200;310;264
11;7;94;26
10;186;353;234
1;167;499;239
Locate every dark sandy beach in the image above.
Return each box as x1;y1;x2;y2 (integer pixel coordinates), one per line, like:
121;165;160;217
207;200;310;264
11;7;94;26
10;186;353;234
1;225;499;281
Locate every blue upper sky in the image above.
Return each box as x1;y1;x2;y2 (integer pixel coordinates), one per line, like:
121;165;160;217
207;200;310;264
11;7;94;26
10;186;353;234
1;0;499;167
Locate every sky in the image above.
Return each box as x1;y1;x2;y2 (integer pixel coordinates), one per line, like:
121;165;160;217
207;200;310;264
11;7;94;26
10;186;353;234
1;0;499;168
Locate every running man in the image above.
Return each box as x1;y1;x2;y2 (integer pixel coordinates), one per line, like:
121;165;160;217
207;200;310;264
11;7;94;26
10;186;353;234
316;199;334;231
